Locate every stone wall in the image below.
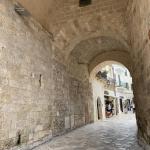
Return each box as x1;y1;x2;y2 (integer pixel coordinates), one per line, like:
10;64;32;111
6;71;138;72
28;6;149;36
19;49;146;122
18;0;129;61
0;1;54;149
127;0;150;146
52;59;93;136
0;1;93;149
3;0;150;149
67;55;94;127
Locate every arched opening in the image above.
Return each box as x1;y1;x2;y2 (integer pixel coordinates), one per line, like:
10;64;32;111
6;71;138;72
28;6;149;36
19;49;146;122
97;97;103;120
1;0;150;149
67;34;135;123
90;61;135;121
60;25;148;148
65;44;141;149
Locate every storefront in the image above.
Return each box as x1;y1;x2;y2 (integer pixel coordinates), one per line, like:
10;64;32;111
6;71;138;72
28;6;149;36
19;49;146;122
104;90;117;118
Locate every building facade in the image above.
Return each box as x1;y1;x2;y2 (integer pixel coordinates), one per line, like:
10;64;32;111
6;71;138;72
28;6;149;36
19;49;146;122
95;64;133;120
113;65;134;113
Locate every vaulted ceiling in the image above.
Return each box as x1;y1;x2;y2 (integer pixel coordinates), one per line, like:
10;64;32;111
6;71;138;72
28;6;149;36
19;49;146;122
71;36;129;64
17;0;131;61
18;0;129;35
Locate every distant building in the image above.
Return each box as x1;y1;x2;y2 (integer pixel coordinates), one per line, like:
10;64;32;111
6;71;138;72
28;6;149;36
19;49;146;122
113;64;133;113
96;65;116;118
95;64;133;119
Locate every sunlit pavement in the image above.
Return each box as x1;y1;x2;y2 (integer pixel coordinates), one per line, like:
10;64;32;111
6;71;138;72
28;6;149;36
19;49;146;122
33;114;143;150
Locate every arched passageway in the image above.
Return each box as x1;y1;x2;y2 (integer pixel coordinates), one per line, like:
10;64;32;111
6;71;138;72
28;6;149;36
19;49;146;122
33;115;141;150
89;61;134;122
67;34;135;121
0;0;150;149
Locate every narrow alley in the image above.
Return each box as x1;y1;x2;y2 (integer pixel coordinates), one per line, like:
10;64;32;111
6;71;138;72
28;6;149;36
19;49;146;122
33;114;142;150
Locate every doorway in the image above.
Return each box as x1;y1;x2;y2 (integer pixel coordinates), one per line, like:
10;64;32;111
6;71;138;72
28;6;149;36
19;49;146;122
120;99;123;112
97;97;102;120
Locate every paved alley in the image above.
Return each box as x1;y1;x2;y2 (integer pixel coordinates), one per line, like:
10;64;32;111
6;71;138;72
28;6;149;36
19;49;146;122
33;114;143;150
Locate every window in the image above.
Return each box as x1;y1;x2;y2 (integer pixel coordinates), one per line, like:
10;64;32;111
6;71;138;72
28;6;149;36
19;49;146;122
125;70;128;76
126;83;129;89
79;0;91;7
118;75;121;86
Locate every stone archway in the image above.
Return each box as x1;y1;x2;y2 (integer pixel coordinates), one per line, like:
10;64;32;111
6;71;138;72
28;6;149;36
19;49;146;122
1;0;150;149
66;31;135;123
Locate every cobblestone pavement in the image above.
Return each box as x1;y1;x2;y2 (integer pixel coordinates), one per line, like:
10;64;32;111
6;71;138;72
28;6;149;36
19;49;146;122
33;114;143;150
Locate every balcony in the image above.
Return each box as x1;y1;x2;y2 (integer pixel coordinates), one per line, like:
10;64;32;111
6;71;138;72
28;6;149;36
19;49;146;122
96;71;116;86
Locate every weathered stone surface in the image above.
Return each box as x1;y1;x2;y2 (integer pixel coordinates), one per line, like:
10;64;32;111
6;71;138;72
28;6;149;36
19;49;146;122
1;0;150;149
32;114;143;150
126;0;150;145
0;1;93;149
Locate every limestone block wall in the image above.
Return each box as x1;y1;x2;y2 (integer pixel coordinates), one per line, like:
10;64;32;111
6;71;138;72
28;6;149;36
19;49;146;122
127;0;150;145
52;59;93;136
67;56;94;128
0;1;54;149
0;1;94;149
